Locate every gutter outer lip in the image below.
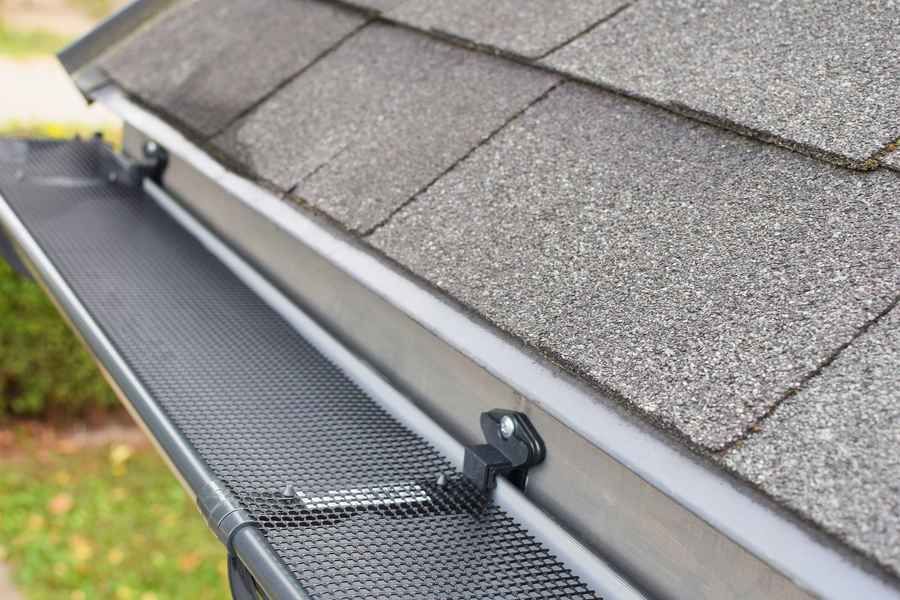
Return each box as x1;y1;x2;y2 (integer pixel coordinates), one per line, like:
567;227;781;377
94;84;900;600
0;189;310;600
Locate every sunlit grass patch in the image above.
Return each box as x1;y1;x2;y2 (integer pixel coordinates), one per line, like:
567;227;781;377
0;120;121;148
0;439;228;599
0;24;70;59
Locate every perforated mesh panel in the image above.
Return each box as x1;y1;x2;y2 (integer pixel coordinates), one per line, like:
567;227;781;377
0;139;601;600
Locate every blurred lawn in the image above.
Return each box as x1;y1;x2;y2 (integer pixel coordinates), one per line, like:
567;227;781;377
0;23;69;58
0;436;228;599
0;0;119;59
0;121;121;146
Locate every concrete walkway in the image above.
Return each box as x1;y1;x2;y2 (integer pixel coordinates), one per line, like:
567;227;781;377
0;563;22;600
0;57;118;125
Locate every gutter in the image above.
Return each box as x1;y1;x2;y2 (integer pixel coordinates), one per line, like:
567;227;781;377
146;179;643;600
0;138;640;599
0;188;309;600
96;84;900;600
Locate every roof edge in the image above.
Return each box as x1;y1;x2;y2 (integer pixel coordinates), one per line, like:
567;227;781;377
95;84;900;600
57;0;176;92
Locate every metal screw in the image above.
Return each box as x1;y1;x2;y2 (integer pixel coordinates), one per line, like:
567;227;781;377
436;474;448;488
144;140;159;157
499;415;516;439
281;484;296;498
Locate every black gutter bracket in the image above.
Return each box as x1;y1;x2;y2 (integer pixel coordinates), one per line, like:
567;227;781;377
463;409;546;493
99;137;168;187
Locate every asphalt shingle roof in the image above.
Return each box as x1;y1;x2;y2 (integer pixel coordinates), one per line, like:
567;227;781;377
213;24;558;232
99;0;364;138
725;303;900;577
386;0;629;58
89;0;900;581
884;149;900;171
368;82;900;450
342;0;405;13
544;0;900;168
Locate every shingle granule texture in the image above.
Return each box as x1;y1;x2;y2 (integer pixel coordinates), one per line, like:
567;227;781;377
883;149;900;172
99;0;364;138
386;0;628;59
724;306;900;577
214;24;559;233
368;83;900;450
544;0;900;167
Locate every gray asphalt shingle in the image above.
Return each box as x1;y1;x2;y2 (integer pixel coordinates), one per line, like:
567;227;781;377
544;0;900;167
724;305;900;577
341;0;406;12
100;0;365;138
386;0;629;58
214;24;559;232
883;150;900;172
369;82;900;450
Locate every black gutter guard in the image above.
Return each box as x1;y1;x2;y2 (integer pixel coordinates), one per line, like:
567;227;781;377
0;137;611;599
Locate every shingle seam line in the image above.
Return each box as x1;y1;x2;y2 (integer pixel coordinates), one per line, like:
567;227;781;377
299;143;351;184
360;79;564;237
316;0;883;173
534;2;634;61
203;16;373;141
871;134;900;169
716;291;900;453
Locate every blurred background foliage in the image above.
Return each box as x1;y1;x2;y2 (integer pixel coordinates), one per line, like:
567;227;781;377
0;257;118;419
0;124;121;420
0;23;68;57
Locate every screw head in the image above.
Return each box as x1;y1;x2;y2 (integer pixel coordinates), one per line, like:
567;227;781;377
499;415;516;439
143;140;160;158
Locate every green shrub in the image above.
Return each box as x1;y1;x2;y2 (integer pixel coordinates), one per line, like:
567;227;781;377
0;258;118;418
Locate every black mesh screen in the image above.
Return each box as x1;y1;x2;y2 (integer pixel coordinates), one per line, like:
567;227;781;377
0;139;600;600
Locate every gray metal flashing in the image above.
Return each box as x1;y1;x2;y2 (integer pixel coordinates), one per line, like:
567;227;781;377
97;85;900;599
0;188;309;600
57;0;176;81
146;179;645;600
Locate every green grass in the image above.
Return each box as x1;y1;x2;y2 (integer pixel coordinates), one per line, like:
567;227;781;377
0;440;229;599
0;23;70;58
0;121;121;148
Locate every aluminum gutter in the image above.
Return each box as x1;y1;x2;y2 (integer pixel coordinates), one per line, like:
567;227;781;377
97;84;900;600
